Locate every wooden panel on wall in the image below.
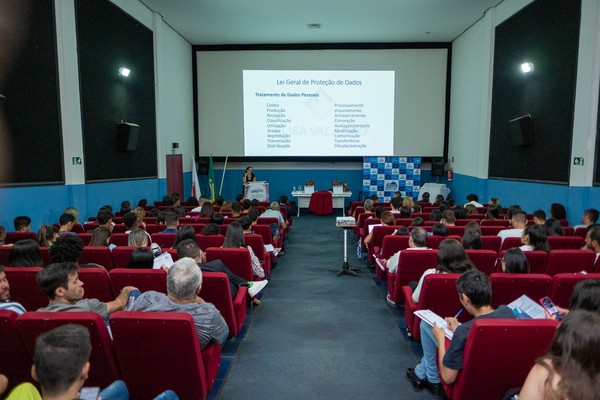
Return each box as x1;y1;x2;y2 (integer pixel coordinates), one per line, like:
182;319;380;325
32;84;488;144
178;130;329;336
488;0;581;184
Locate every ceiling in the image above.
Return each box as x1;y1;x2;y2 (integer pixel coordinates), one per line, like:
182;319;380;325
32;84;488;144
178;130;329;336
140;0;503;45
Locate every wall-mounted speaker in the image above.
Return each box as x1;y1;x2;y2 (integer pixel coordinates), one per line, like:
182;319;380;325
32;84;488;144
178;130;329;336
116;122;140;151
431;157;445;177
509;114;534;147
198;157;209;175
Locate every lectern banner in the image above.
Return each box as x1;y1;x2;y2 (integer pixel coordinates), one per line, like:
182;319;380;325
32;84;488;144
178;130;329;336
244;181;270;202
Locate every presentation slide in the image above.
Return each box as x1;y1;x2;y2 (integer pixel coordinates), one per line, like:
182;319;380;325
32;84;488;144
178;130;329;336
243;70;394;156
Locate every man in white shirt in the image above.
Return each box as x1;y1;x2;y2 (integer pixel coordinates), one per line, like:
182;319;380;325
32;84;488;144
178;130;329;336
0;265;26;315
497;210;527;245
464;193;483;208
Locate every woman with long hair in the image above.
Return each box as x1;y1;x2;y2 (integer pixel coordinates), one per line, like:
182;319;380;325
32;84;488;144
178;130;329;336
549;203;567;221
89;227;115;250
223;221;265;279
520;310;600;399
8;239;43;266
501;248;530;274
544;218;565;236
128;228;148;248
411;239;475;303
37;225;59;247
133;207;147;230
127;248;154;269
521;224;551;252
198;202;214;218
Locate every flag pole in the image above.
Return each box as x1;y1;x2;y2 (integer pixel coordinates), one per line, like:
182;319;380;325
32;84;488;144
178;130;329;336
219;153;229;196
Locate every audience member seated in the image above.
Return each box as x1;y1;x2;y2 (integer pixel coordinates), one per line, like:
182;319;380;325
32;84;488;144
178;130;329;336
374;206;385;219
0;265;26;315
89;227;115;250
544;218;565;236
390;197;402;214
130;257;229;349
223;222;265;279
37;225;59;248
210;213;224;225
532;209;547;225
435;194;444;204
581;225;600;264
432;223;448;237
574;208;599;230
505;205;522;220
464;193;483;208
191;197;208;213
354;199;374;219
453;207;468;220
410;238;475;303
128;228;149;248
120;200;132;215
58;213;77;237
239;216;254;234
440;210;456;226
171;225;196;249
395;226;410;236
198;202;214;219
137;198;148;208
549;203;567;221
262;201;288;230
520;224;550;252
171;205;187;218
95;209;114;232
399;207;411;218
13;216;32;232
200;223;220;236
133;206;147;230
406;270;514;396
156;211;167;225
49;235;87;265
364;211;395;247
220;201;232;212
419;192;431;204
186;196;200;207
128;248;155;269
464;204;477;215
500;248;530;273
412;204;422;213
485;205;501;221
488;197;501;207
411;217;425;227
403;196;415;212
430;209;442;222
498;210;527;245
520;310;600;399
37;262;137;319
230;202;242;218
461;230;482;250
8;239;42;267
161;213;179;233
550;279;600;321
247;208;259;226
177;239;267;299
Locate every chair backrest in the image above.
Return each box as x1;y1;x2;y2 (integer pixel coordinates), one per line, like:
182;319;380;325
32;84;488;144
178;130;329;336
0;246;12;265
0;310;34;391
573;226;588;239
480;219;510;227
394;250;439;288
480;236;501;252
244;234;267;262
562;227;574;236
480;226;505;236
544;250;596;275
151;233;177;249
257;217;279;226
110;246;137;268
380;235;410;258
418;274;472;324
197;234;225;252
109;268;167;294
80;246;115;270
17;311;120;389
199;271;239;337
77;268;114;303
251;224;273;245
109;311;208;400
427;235;461;249
5;232;37;244
111;233;130;246
548;273;600;308
489;273;552;308
394;218;413;227
145;224;165;234
465;249;497;275
77;233;93;245
3;267;47;311
446;226;465;236
205;247;253;280
448;319;559;400
495;250;548;274
500;236;523;251
547;235;584;250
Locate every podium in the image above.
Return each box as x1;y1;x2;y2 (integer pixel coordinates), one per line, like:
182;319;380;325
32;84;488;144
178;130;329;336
244;181;269;202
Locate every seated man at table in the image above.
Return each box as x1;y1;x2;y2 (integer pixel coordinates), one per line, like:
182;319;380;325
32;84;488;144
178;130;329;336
130;257;229;349
405;270;514;395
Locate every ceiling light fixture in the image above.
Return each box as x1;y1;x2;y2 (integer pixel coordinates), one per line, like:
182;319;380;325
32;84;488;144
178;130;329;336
520;62;534;74
119;67;131;78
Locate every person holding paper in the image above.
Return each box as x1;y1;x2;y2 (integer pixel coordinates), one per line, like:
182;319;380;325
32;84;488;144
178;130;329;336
406;270;514;396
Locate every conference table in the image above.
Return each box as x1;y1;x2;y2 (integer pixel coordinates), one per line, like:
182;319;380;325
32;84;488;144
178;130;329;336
291;190;352;217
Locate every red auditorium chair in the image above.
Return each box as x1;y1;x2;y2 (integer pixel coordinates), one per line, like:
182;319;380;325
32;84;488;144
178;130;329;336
252;224;279;248
3;267;47;311
495;250;548;274
544;249;595;275
489;273;552;308
0;310;34;392
151;233;177;248
402;274;470;340
563;227;574;236
465;249;497;275
77;268;114;303
110;311;220;399
480;226;505;236
573;226;588;239
200;271;247;338
440;319;559;400
109;268;167;294
112;225;127;233
446;226;465;236
547;235;584;250
0;246;12;265
387;250;438;305
205;247;254;281
373;235;410;280
80;246;114;270
354;212;372;240
427;235;461;249
244;234;271;277
40;246;52;265
480;236;501;252
361;218;382;248
17;312;120;389
548;273;600;308
4;232;37;244
110;246;138;268
368;226;398;265
197;234;225;252
77;233;93;245
258;216;285;241
499;236;522;251
480;219;510;227
145;224;165;234
111;233;130;246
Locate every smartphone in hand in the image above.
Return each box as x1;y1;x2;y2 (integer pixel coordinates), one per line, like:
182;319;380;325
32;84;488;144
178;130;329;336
79;387;100;400
539;296;562;320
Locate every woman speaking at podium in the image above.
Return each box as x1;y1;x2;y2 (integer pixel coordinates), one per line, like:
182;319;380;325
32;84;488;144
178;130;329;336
242;166;256;193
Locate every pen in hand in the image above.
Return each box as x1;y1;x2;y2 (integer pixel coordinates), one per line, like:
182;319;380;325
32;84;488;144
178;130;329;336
454;309;463;319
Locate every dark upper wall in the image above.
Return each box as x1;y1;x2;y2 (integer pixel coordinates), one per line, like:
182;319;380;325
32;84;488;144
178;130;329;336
0;0;63;186
76;0;157;182
488;0;581;184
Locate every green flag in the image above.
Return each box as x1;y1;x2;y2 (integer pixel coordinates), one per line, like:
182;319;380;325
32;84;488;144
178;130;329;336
208;154;215;201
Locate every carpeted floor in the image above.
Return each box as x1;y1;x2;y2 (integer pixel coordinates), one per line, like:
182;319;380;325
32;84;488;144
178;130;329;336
211;212;437;399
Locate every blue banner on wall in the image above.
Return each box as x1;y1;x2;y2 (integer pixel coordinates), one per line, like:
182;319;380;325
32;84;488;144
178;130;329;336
362;156;422;202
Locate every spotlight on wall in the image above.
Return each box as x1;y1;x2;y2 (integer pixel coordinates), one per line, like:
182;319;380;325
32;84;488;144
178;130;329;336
520;62;534;74
118;67;131;78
